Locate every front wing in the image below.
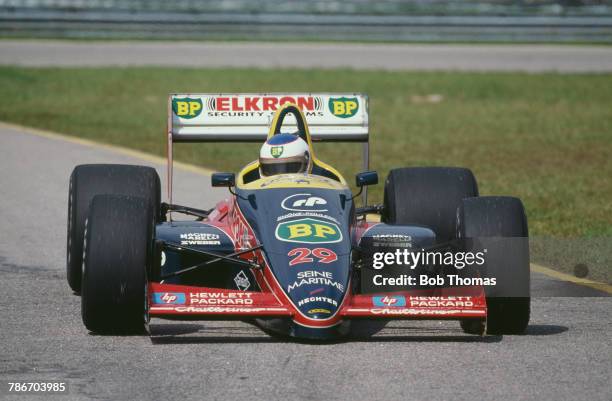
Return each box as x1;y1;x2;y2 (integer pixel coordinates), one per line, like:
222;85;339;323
149;282;486;320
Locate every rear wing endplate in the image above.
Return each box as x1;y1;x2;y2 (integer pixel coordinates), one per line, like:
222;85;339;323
166;93;369;202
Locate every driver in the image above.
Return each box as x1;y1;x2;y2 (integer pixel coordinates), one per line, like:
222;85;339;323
259;133;312;177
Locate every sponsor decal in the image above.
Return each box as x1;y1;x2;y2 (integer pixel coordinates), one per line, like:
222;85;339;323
288;271;344;293
173;306;276;313
234;270;251;291
260;175;312;188
373;234;412;240
328;97;359;118
288;247;338;266
408;296;474;308
298;296;338;307
180;232;221;246
276;218;342;244
371;234;412;248
172;97;203;119
271;146;284;158
153;292;186;305
277;212;339;224
189;298;253;305
281;193;328;212
259;175;337;189
240;228;254;250
369;309;481;316
229;203;255;250
207;96;323;112
372;295;406;308
308;308;332;314
189;291;253;305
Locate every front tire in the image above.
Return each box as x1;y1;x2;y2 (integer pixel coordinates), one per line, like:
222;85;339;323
81;195;155;334
458;196;530;335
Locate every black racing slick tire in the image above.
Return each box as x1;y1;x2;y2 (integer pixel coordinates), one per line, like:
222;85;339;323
66;164;160;293
81;195;154;334
383;167;478;242
458;196;530;335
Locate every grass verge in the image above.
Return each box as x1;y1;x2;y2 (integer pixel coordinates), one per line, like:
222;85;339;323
0;67;610;281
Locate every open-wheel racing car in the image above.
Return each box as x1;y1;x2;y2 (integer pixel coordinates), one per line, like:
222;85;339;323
67;93;530;340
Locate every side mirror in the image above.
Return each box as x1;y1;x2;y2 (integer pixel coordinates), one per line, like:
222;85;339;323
211;172;235;187
355;171;378;187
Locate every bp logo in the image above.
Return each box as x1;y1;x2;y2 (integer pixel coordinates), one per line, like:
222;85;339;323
271;146;284;158
275;218;342;244
328;97;359;118
172;97;203;119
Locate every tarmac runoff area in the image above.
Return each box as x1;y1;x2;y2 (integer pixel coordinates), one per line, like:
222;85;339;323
1;40;612;71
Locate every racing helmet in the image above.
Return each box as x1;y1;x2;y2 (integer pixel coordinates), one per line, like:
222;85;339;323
259;134;311;177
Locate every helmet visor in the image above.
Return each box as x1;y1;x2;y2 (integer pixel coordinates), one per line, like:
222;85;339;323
260;156;307;176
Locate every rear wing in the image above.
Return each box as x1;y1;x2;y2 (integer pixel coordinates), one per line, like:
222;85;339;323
167;93;369;202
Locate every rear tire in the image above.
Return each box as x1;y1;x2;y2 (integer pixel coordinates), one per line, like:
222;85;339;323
383;167;478;242
81;195;154;334
66;164;160;293
458;196;530;335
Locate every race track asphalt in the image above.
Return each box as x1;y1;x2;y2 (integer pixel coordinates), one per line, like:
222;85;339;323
0;124;610;401
1;40;612;72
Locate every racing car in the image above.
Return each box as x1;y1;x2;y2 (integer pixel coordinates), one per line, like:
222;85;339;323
66;93;530;340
